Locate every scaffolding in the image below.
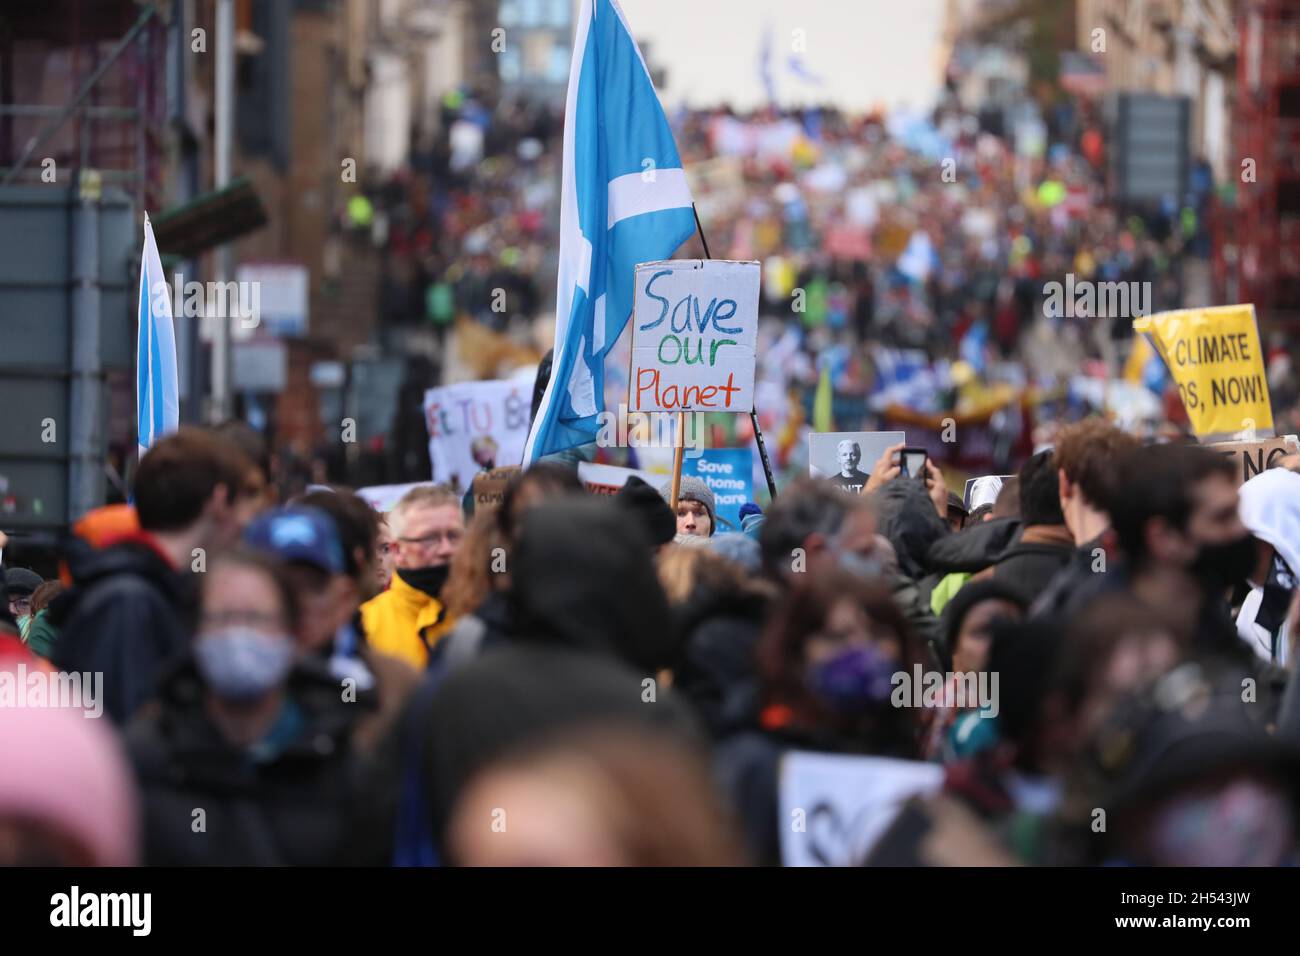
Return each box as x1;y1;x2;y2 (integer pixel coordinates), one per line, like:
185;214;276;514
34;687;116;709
0;1;169;213
1233;0;1300;333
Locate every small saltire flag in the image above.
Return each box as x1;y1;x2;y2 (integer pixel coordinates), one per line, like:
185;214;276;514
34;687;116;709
522;0;696;463
137;212;179;455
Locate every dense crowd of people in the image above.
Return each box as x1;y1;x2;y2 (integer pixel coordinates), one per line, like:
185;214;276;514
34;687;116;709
6;54;1300;870
346;86;1300;497
310;87;1257;490
4;413;1300;867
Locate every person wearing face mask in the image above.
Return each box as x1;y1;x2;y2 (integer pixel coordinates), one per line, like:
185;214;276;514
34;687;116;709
1074;662;1300;867
361;485;466;669
714;571;926;865
758;479;939;658
125;550;390;865
1107;443;1259;664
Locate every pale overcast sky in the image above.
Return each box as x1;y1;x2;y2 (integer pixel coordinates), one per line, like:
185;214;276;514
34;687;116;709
619;0;948;113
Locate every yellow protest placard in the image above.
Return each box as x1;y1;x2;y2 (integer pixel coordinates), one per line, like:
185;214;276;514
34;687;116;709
1132;304;1273;437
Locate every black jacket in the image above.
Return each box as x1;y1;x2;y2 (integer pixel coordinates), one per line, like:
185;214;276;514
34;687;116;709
986;524;1076;605
1029;532;1115;621
871;479;951;582
672;584;768;738
400;499;695;858
51;539;192;723
126;656;391;866
918;518;1023;633
925;518;1021;575
509;499;676;670
429;589;513;675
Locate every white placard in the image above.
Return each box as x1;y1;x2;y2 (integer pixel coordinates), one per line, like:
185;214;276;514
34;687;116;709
778;751;944;867
629;259;759;414
964;474;1014;511
808;430;906;494
423;379;532;492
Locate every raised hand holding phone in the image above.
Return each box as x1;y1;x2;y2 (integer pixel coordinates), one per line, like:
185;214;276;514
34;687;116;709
862;442;906;495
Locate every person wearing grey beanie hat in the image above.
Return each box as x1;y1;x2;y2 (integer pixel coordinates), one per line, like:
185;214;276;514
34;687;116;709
659;476;716;537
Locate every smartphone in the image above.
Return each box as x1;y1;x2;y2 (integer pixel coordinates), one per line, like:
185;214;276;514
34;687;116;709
898;447;929;479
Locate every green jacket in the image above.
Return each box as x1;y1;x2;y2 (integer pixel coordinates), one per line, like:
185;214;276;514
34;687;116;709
24;609;59;659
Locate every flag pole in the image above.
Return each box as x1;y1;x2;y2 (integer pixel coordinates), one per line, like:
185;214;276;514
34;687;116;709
670;410;685;511
691;203;778;501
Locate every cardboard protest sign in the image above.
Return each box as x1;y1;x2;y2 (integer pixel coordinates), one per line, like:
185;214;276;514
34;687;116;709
1133;305;1273;437
1208;436;1299;486
778;751;944;866
808;431;905;494
964;474;1014;511
471;466;523;513
576;462;660;496
423;378;532;491
681;448;753;531
629;260;759;413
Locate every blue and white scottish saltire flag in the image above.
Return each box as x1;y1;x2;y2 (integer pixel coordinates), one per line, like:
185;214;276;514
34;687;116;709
522;0;696;463
137;212;179;456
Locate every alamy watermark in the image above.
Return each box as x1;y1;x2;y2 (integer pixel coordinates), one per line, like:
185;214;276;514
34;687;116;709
890;665;999;718
0;664;103;717
1042;273;1150;320
595;403;704;458
50;886;151;936
150;274;261;328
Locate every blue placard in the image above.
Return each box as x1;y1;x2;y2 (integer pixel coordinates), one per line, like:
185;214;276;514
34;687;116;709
681;448;754;532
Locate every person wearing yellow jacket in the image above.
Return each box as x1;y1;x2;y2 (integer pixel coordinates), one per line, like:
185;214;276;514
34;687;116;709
361;485;465;669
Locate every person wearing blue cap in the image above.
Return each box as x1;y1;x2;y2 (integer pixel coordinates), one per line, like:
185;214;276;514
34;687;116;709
243;505;349;656
295;489;423;755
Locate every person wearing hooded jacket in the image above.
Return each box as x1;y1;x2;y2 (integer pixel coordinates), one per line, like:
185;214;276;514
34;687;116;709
389;498;699;864
866;475;950;658
435;463;586;673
